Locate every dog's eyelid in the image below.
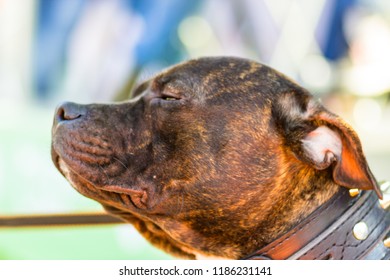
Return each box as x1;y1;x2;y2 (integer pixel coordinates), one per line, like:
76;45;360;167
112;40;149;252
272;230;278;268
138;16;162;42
160;89;183;101
160;94;181;101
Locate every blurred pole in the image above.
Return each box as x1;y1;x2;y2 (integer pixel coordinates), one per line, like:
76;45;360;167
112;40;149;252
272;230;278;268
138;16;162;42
0;213;123;228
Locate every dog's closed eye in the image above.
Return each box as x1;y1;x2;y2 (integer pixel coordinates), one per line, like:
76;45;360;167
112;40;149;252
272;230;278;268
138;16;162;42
161;93;181;101
150;92;183;108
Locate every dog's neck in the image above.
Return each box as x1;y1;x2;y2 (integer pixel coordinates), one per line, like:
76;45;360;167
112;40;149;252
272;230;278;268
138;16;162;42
241;153;390;257
255;158;340;246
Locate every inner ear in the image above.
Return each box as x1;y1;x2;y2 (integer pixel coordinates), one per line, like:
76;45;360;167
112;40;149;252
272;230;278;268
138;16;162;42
301;126;341;170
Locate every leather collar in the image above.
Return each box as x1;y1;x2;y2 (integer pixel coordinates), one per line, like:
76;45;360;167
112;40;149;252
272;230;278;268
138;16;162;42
243;186;390;260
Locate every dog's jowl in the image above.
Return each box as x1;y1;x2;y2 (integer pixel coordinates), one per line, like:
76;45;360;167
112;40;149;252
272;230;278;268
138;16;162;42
51;57;389;260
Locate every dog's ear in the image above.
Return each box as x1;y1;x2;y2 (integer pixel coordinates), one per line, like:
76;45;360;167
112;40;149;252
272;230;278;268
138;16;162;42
273;91;382;198
301;112;382;199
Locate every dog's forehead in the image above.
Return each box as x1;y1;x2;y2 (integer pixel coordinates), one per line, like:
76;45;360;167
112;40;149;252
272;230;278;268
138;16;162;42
157;57;302;101
163;57;262;80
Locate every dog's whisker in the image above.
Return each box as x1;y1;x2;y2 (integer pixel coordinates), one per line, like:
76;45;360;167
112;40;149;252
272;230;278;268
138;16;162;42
113;156;130;171
174;189;186;216
98;164;110;184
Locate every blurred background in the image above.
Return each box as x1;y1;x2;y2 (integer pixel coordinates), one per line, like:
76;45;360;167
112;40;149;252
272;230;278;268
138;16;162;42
0;0;389;259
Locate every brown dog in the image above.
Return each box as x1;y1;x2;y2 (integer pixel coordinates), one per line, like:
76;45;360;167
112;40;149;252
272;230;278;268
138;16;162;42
51;56;383;259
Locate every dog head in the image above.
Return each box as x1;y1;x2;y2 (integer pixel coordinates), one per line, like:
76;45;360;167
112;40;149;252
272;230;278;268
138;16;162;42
51;57;380;259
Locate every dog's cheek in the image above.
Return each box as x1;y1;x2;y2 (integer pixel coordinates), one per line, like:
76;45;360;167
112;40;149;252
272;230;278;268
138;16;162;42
151;123;214;176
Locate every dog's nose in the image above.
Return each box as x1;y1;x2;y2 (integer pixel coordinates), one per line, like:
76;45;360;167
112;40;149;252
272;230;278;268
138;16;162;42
54;101;86;124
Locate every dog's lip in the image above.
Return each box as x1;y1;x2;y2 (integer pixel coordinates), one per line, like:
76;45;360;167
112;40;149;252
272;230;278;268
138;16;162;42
98;185;137;196
98;185;150;211
52;154;134;197
51;145;135;194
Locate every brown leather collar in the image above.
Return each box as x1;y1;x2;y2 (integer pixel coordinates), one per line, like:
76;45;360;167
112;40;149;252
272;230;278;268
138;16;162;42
244;188;390;260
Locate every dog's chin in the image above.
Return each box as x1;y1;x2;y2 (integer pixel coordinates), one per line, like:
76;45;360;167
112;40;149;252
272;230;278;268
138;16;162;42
51;147;64;176
54;155;95;194
57;158;75;183
51;147;90;185
55;161;126;209
51;140;110;185
52;148;151;216
52;148;106;199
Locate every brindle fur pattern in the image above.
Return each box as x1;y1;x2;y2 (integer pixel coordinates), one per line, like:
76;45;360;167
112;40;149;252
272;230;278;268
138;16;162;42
51;57;379;259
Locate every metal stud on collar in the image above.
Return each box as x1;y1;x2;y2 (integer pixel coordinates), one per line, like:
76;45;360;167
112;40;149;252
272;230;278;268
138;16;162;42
384;237;390;248
380;181;390;192
379;181;390;210
353;222;369;241
380;199;390;210
349;189;360;197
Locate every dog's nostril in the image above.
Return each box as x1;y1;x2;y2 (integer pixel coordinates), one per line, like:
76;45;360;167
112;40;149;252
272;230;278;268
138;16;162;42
62;109;82;121
56;106;66;121
55;101;84;122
